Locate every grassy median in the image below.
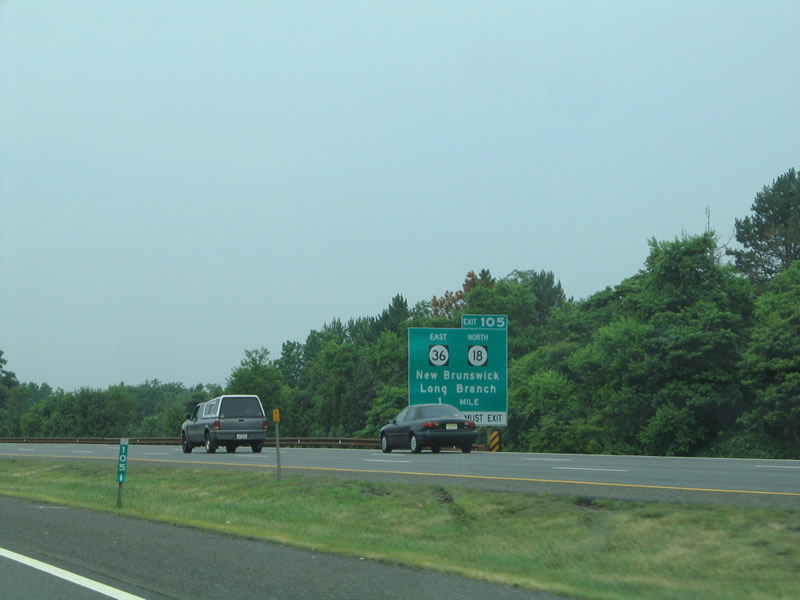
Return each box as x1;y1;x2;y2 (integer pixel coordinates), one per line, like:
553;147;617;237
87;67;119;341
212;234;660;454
0;458;798;600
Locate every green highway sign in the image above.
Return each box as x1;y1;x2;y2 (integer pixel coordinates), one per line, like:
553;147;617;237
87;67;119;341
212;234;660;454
461;314;507;329
117;439;128;483
408;318;508;426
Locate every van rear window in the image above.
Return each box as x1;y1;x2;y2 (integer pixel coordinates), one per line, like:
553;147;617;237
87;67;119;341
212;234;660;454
221;397;263;418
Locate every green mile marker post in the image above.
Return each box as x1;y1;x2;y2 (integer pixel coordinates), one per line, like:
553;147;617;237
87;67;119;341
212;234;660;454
116;438;129;507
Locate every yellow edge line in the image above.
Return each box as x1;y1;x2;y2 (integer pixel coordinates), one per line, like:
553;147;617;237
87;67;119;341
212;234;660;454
2;452;799;498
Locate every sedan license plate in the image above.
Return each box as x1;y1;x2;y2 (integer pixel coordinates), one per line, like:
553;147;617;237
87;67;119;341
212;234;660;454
236;434;248;439
446;423;457;430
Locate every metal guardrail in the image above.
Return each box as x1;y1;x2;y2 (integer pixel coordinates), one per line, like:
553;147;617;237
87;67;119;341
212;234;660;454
0;437;489;451
0;437;381;449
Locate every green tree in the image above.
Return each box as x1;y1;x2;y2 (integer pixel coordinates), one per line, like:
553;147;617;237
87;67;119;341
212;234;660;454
23;382;53;404
6;385;32;436
370;331;407;387
0;349;20;411
358;385;406;437
276;341;304;388
508;352;581;452
642;234;731;315
43;391;81;437
131;414;163;437
644;302;746;448
82;386;139;437
555;234;753;455
129;380;187;417
131;388;203;437
301;323;349;381
553;276;646;346
637;234;753;453
506;269;566;326
739;261;800;450
161;399;191;436
638;403;700;456
23;387;138;438
466;278;538;359
277;385;314;436
431;269;494;319
407;299;451;328
466;269;565;359
308;341;374;436
568;317;659;454
20;403;45;437
729;168;800;288
0;409;9;436
372;294;410;337
355;331;408;437
226;348;283;411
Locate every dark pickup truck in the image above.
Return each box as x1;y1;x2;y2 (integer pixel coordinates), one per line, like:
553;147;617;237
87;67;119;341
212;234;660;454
181;395;268;454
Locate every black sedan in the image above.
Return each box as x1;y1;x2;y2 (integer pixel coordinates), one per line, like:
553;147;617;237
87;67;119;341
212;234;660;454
380;403;478;454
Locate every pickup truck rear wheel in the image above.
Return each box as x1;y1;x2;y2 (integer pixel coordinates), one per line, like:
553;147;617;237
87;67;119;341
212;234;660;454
251;442;264;453
205;432;217;454
225;444;236;453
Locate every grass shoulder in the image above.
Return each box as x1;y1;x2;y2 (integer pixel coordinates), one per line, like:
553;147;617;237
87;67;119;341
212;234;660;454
0;458;797;600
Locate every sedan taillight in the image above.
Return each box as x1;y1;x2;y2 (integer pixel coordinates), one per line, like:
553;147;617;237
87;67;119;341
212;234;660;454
466;420;476;428
422;421;438;430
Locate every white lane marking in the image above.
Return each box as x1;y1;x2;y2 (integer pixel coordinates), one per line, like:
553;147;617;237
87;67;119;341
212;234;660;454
143;452;168;456
523;458;571;461
0;546;146;600
364;459;411;464
16;449;35;452
754;465;800;469
72;450;94;454
553;467;629;472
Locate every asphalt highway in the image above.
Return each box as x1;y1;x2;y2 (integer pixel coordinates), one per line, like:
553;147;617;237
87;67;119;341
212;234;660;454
1;442;798;508
1;443;798;598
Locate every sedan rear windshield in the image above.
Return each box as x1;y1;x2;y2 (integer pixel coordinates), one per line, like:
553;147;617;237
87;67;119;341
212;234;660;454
220;397;263;418
416;405;461;419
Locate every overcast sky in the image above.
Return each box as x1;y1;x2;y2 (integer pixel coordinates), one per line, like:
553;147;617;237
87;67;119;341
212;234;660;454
1;1;798;392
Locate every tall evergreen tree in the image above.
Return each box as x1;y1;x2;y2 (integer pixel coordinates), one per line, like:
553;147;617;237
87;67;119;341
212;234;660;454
729;168;800;288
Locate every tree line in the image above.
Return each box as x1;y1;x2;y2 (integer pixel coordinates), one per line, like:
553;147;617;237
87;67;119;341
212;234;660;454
1;168;798;458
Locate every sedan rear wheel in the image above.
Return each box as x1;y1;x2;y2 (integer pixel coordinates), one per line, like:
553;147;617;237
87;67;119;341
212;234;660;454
381;435;392;453
410;434;422;454
461;444;472;453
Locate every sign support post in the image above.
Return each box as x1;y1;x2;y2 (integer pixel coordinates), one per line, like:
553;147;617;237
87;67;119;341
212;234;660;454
273;409;282;482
